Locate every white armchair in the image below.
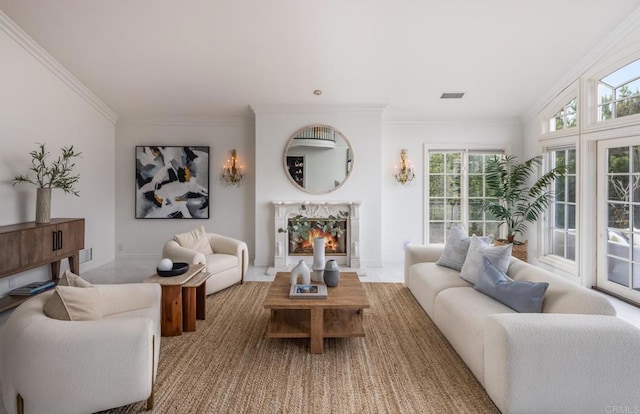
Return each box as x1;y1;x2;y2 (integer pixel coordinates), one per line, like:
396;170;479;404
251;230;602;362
163;232;249;295
0;283;161;414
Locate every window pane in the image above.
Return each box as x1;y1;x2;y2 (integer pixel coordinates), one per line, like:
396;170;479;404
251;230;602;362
568;149;576;174
599;83;613;104
615;97;640;118
446;175;461;197
446;153;461;174
429;175;444;197
555;203;565;228
446;200;461;221
609;203;629;229
556;177;566;200
468;222;483;236
567;204;576;229
602;58;640;86
567;176;576;203
429;222;444;243
429;153;444;173
616;79;640;98
468;175;483;197
553;230;565;256
608;176;629;201
469;199;484;220
609;147;630;173
429;199;444;220
607;256;629;287
599;104;612;121
468;155;483;174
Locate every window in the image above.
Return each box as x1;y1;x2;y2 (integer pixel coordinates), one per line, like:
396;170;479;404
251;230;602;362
598;58;640;121
427;149;503;243
549;98;577;132
547;147;577;261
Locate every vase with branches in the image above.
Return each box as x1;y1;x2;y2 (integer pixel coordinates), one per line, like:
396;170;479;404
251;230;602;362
13;143;81;223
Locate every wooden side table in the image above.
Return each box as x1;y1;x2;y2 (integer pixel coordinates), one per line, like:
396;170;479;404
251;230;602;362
182;270;212;332
144;264;207;336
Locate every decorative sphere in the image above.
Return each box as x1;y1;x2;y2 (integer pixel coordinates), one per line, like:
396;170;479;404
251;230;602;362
158;258;173;271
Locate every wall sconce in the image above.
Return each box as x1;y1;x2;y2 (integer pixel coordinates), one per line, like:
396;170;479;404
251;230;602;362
220;149;244;186
394;149;415;185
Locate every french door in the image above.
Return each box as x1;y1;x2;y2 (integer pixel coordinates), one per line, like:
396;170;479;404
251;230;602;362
597;137;640;303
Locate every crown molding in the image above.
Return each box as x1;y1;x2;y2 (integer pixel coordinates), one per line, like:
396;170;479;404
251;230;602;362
383;116;522;127
118;117;249;126
0;10;118;124
520;5;640;124
250;104;387;115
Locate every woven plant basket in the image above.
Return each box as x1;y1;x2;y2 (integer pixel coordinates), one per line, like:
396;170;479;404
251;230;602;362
495;239;528;262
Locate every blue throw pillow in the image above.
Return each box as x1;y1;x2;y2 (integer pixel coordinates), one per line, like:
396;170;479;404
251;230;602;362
474;256;549;313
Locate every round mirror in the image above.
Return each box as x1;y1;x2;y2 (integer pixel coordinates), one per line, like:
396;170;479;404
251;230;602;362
283;125;354;194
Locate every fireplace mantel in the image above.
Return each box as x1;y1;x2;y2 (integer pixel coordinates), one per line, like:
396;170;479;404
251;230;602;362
272;201;361;270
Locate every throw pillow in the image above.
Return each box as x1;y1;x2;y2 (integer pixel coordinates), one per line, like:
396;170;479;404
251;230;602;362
43;286;102;321
436;226;493;271
460;235;512;285
58;269;93;287
474;256;549;313
174;225;214;255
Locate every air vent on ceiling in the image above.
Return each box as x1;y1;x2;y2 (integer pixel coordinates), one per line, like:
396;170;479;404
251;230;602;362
440;92;465;99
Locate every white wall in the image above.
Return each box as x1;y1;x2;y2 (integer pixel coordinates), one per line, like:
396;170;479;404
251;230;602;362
381;119;523;264
115;120;255;260
252;105;384;268
0;22;116;296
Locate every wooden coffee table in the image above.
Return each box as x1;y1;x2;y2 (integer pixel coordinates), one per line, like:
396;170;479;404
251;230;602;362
145;264;211;336
262;272;370;354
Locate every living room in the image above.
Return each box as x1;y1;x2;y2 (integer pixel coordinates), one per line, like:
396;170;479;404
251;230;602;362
2;1;640;413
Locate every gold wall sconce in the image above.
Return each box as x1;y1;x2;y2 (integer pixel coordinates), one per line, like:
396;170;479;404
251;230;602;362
220;149;244;186
394;149;415;185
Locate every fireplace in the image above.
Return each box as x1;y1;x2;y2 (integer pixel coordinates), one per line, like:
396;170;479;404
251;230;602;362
273;201;361;269
288;219;347;255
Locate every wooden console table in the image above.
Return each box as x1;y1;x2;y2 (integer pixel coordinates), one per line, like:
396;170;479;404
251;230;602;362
0;218;85;312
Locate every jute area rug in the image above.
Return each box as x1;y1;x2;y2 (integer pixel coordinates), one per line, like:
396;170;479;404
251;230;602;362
105;282;498;414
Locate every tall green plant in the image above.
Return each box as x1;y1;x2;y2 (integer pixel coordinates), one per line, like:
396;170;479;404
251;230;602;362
13;143;81;196
482;155;566;243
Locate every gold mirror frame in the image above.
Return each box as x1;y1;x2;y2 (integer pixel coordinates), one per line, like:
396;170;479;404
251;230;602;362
283;124;354;194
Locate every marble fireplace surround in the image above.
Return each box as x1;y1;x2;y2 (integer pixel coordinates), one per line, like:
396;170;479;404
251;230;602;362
270;201;361;275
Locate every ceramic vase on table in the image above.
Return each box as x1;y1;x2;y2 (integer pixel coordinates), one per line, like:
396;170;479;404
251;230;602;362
290;260;311;285
35;187;51;224
311;237;325;282
323;259;340;287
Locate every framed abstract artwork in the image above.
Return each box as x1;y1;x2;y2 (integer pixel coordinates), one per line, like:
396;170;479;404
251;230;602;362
135;146;210;219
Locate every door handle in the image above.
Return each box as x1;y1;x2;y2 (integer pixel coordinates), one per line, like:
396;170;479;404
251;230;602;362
52;231;58;251
58;230;63;251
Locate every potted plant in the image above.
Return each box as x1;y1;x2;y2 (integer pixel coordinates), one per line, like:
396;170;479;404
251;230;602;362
13;143;81;224
482;154;566;261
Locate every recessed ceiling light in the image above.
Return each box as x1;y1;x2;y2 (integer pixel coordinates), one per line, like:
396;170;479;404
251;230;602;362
440;92;465;99
313;90;322;96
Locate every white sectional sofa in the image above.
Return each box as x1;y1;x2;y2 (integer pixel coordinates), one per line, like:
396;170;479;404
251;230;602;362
405;243;640;414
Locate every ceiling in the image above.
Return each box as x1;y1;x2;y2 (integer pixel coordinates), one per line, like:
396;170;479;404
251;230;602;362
1;1;639;121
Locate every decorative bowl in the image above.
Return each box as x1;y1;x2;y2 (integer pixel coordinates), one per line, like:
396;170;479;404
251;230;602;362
157;262;189;277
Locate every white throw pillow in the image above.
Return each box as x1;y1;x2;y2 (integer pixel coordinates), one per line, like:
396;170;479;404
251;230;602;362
43;286;102;321
436;226;493;272
460;235;512;285
174;225;214;255
58;269;93;287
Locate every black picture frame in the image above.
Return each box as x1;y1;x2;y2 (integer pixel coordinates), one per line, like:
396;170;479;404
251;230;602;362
135;146;210;219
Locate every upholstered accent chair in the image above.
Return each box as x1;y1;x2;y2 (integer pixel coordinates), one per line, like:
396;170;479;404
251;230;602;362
0;282;161;414
162;225;249;295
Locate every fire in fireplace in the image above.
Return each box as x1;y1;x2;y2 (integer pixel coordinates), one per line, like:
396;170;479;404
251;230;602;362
288;219;347;256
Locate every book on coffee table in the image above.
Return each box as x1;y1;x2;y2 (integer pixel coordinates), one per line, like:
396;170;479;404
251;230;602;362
289;284;327;299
